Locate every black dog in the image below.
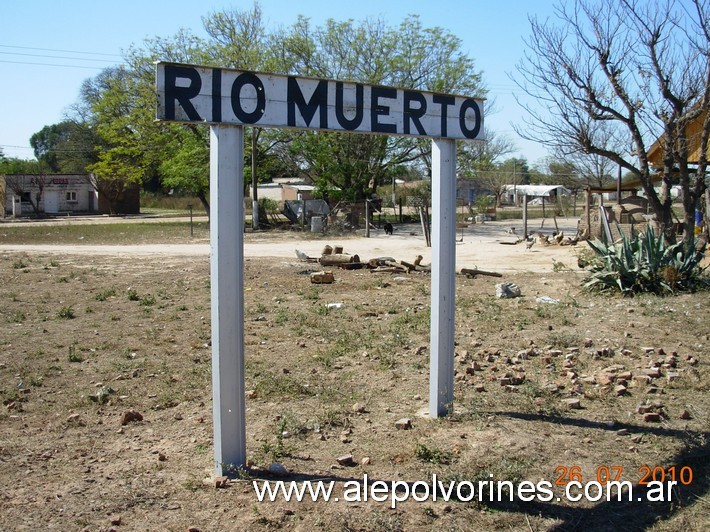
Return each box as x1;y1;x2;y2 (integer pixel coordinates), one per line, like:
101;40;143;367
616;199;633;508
384;222;394;235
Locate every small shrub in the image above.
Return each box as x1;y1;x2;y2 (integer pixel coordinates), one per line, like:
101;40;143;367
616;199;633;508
139;294;156;306
414;443;453;465
8;311;25;323
67;344;83;363
95;288;117;301
274;309;288;324
546;331;580;349
534;305;550;318
58;306;75;319
127;288;140;301
304;287;321;301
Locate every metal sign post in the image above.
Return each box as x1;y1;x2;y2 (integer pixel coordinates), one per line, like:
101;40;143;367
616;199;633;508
429;139;457;417
209;125;246;476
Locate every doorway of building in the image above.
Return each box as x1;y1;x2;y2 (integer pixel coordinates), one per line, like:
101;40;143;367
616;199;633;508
44;191;59;213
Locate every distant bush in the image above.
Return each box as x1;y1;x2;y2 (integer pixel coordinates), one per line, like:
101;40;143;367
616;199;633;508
140;193;201;211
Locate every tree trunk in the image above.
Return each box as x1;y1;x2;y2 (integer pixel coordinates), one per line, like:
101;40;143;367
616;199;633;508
29;193;42;217
197;190;210;219
643;175;675;243
681;181;697;248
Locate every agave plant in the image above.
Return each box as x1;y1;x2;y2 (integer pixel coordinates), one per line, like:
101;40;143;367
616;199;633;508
583;225;707;295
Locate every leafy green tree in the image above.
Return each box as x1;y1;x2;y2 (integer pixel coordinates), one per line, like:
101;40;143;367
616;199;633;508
78;67;151;214
30;123;67;172
121;31;213;212
29;120;99;174
121;15;287;213
267;15;486;199
51;3;488;215
159;126;210;215
0;157;42;175
203;3;269;70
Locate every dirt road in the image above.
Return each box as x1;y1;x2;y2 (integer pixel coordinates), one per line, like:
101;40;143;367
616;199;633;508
0;218;583;273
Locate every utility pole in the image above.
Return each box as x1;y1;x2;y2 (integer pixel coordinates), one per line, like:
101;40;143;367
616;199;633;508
251;129;259;230
617;164;622;205
391;176;396;215
513;160;517;207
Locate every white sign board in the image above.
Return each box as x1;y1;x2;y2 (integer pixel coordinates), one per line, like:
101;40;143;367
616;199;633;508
156;62;484;140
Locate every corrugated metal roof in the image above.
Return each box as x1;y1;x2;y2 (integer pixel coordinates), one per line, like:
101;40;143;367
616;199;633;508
502;184;572;197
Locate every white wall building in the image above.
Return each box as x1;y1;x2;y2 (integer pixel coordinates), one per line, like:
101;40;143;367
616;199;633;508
3;174;98;217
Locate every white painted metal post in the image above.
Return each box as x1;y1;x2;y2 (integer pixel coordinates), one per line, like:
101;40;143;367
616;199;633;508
210;125;247;476
429;138;457;418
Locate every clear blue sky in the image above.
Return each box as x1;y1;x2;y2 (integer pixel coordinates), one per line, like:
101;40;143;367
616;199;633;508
0;0;557;166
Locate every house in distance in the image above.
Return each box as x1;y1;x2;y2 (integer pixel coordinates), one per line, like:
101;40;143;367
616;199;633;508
1;174;139;217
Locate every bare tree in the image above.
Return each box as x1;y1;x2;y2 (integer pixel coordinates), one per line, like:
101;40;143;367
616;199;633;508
457;128;517;206
459;127;516;173
515;0;710;244
561;151;617;190
4;174;46;217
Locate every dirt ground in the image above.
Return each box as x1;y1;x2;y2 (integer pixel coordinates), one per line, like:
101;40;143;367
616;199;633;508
0;220;708;531
0;217;584;273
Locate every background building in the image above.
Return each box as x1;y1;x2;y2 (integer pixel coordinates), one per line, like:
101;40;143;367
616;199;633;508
2;174;139;217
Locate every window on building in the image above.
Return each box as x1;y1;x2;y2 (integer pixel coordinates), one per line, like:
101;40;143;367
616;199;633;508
66;191;77;202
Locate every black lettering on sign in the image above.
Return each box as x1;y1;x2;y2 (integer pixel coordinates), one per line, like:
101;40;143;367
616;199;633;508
164;65;203;121
231;72;265;124
403;90;427;136
432;94;455;137
371;87;397;134
157;63;484;139
459;99;481;139
212;69;222;123
288;78;328;128
335;82;363;130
